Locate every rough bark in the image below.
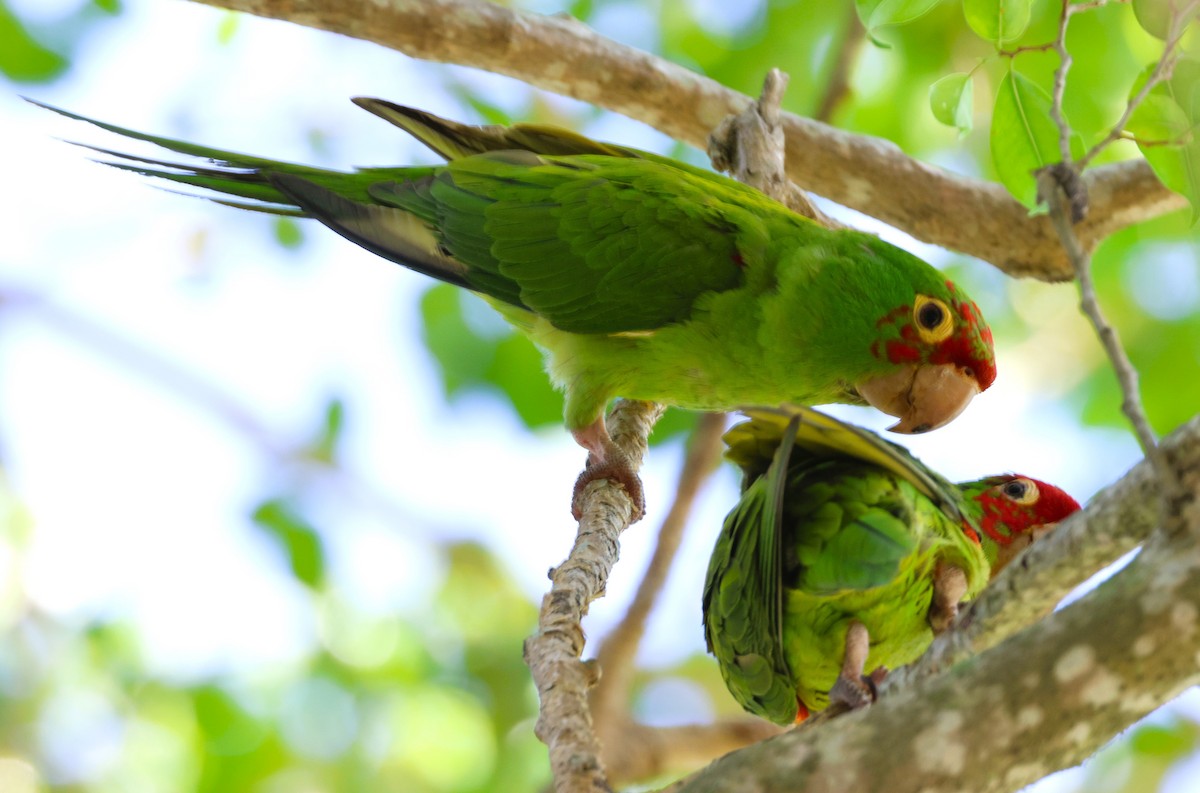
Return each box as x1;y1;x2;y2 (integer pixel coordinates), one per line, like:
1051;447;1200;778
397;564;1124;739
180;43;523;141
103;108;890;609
524;399;664;793
185;0;1186;280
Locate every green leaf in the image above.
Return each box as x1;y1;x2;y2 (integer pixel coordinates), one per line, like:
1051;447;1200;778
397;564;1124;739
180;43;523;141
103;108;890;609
216;11;240;45
1129;94;1191;143
307;398;345;465
962;0;1032;44
251;499;326;589
1131;59;1200;222
856;0;942;35
1133;0;1198;40
929;72;974;133
991;69;1064;208
484;334;563;429
92;0;121;13
418;284;494;397
0;2;67;83
272;216;303;249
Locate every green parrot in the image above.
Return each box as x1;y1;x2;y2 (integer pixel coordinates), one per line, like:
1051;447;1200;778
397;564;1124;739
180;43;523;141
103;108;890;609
703;405;1080;723
37;99;997;519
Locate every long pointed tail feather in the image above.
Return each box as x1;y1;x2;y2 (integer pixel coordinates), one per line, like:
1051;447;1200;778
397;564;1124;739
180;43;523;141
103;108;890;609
32;98;425;211
269;173;474;290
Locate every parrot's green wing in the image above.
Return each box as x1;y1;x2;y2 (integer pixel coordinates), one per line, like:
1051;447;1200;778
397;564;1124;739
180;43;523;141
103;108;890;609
352;98;646;160
703;414;800;723
37;99;784;335
726;405;970;526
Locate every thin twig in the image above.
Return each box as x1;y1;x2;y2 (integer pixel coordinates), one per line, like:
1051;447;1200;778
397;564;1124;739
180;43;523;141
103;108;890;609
1034;0;1187;498
590;412;726;740
524;399;664;793
1076;0;1198;170
612;718;783;790
1040;177;1180;498
708;69;842;227
1048;2;1074;164
813;4;866;124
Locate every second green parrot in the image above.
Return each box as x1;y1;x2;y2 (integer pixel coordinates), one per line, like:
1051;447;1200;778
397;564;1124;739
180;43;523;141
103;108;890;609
41;99;997;518
703;406;1080;723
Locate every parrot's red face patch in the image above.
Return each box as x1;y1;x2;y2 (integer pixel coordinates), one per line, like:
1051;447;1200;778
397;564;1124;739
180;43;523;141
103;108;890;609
973;475;1082;545
870;280;996;395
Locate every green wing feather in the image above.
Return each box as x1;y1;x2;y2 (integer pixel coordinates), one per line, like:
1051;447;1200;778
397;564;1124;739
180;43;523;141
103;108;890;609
352;97;644;160
727;405;970;526
703;415;800;723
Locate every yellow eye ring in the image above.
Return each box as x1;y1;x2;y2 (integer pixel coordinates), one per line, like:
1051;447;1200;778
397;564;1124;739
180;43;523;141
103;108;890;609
997;477;1040;506
913;295;954;344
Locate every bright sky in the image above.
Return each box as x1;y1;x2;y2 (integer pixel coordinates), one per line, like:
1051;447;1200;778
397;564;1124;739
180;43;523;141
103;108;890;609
3;0;1185;787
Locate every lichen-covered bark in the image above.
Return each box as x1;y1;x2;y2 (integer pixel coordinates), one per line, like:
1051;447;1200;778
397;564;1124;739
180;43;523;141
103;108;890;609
185;0;1185;281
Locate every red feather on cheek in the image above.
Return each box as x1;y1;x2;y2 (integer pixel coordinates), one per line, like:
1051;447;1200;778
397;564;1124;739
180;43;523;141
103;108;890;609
929;291;996;391
976;477;1081;544
870;291;995;392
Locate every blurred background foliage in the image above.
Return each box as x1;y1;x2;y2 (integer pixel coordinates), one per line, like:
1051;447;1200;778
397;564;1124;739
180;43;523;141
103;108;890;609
2;0;1198;791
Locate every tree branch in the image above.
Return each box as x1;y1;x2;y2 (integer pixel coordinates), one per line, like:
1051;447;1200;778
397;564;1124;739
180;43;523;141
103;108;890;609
590;413;726;750
604;718;782;786
670;419;1200;793
185;0;1186;280
523;399;664;793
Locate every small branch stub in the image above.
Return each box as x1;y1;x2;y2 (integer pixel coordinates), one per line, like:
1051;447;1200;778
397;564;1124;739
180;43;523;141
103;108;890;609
707;69;840;227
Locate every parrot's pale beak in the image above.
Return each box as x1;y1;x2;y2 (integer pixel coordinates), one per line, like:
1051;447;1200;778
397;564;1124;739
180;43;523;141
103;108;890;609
857;363;981;434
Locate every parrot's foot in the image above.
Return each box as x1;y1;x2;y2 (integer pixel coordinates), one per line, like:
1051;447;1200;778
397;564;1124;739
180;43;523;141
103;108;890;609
829;621;888;712
928;564;968;633
570;420;645;523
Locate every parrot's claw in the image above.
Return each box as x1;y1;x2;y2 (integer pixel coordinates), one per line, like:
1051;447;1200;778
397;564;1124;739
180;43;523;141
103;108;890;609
829;666;888;712
571;452;645;523
570;418;646;523
828;621;887;713
928;563;968;633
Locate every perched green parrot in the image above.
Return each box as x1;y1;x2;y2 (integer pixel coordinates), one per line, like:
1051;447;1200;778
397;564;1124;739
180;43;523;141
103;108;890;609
38;99;997;519
703;406;1080;723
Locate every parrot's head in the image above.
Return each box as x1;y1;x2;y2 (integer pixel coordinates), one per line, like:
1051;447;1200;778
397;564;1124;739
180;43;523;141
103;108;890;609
857;276;996;435
963;475;1081;576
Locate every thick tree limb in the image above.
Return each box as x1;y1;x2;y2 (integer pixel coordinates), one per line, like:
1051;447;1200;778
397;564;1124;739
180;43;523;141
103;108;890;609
524;399;664;793
670;421;1200;793
185;0;1186;280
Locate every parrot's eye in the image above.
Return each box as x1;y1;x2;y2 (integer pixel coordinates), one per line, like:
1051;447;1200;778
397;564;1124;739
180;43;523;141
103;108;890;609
999;478;1039;505
913;295;954;344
